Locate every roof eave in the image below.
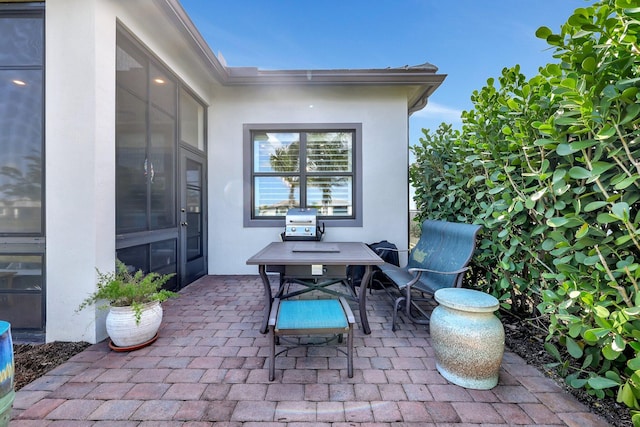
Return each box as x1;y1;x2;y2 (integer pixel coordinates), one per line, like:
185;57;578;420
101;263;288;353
157;0;446;114
155;0;230;81
224;68;446;114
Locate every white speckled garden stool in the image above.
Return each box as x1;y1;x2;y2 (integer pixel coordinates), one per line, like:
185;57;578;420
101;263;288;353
430;288;504;389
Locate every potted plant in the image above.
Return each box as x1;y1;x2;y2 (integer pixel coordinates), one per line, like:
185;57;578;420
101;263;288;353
78;260;177;349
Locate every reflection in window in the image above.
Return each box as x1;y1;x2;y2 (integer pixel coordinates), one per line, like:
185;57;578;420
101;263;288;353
0;255;42;291
0;21;44;234
251;129;355;219
116;87;147;231
0;4;45;331
185;159;202;261
0;254;43;329
117;240;177;291
116;34;176;233
180;89;205;151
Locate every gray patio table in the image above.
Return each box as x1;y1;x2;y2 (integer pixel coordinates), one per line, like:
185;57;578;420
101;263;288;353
246;241;384;335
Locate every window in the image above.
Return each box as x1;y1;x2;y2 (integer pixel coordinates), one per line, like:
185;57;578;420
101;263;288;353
0;254;43;329
0;3;45;333
0;6;44;235
116;27;207;290
180;89;205;151
244;124;362;227
116;33;176;233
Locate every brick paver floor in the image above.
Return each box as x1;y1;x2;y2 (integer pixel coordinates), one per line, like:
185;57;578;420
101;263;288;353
9;275;612;426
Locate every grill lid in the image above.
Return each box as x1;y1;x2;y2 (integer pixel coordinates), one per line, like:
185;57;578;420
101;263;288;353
284;208;324;240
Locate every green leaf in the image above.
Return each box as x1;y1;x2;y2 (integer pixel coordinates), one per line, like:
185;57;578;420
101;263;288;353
569;322;583;338
548;217;569;227
575;223;589;239
594;305;610;318
616;235;633;245
542;238;556;251
621;103;640;125
582;353;594;369
612;202;630;220
568;166;591;179
557;143;580;155
584;328;610;342
588;376;619;389
566;336;583;358
570;139;598;150
536;26;552;39
581;56;596;72
569;376;588;388
603;343;622;360
628;357;640;370
614;175;638;190
531;188;547;201
617;382;637;407
546;63;562;76
597;213;619;224
596;125;616;140
613;334;626;352
603;84;618;99
545;342;563;362
624;307;640;316
591;161;616;176
583;254;601;265
605;370;621;384
584;201;608;212
561;78;577;89
555;116;578;126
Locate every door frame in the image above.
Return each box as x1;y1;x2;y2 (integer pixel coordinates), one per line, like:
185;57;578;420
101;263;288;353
178;147;207;287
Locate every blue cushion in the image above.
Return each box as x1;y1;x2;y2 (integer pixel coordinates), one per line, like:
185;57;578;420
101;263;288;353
276;299;348;330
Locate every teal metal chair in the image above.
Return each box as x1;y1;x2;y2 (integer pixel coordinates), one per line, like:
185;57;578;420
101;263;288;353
268;297;354;381
375;220;482;330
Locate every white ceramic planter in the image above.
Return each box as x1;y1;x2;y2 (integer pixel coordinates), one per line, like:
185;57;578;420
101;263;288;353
106;301;163;348
430;288;504;390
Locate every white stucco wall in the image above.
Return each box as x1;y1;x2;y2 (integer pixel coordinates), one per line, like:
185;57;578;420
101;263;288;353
208;85;410;275
43;0;413;342
44;0;214;343
46;0;116;343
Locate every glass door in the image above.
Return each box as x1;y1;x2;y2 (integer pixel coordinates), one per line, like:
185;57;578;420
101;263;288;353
180;149;207;285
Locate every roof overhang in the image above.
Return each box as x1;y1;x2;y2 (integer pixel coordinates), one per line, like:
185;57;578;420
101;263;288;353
155;0;445;115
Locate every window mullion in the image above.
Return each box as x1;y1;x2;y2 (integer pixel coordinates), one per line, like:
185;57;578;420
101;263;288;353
299;132;307;208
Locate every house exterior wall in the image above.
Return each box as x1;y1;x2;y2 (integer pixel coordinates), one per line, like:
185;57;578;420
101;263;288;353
40;0;414;343
208;85;410;275
44;0;214;343
46;0;115;343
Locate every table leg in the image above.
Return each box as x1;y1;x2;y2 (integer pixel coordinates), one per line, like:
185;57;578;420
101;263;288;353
359;265;373;334
259;264;273;334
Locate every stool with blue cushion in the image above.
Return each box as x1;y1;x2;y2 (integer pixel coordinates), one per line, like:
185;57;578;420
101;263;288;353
268;297;355;381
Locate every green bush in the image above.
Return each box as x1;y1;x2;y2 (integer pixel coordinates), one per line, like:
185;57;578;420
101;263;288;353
410;0;640;421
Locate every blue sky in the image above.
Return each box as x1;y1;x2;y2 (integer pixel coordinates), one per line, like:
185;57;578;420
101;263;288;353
180;0;591;145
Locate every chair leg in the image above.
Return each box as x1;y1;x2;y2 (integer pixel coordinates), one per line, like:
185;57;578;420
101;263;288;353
404;286;412;319
347;324;353;378
269;329;276;381
404;286;430;325
392;296;404;332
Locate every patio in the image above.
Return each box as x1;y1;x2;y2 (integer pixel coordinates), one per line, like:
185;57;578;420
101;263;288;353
10;275;610;426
